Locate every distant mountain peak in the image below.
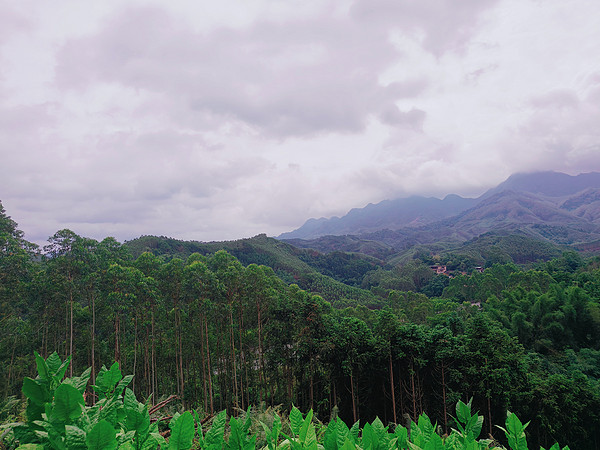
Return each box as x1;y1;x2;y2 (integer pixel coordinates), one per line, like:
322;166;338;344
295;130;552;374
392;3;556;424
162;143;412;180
279;171;600;241
483;171;600;198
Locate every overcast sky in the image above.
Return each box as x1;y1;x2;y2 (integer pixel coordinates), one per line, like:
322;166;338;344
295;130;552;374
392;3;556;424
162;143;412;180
1;0;600;245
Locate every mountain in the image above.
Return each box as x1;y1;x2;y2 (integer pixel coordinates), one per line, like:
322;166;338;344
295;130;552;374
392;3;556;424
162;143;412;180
482;171;600;198
279;194;477;239
280;171;600;243
125;233;383;306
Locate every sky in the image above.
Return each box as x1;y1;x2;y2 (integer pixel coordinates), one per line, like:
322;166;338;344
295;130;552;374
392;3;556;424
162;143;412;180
1;0;600;246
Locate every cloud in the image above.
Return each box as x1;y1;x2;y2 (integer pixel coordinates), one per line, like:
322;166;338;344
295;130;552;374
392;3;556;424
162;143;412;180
54;6;414;138
349;0;500;55
2;0;600;245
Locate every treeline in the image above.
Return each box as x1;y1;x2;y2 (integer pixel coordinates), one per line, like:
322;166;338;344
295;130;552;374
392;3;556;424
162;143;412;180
1;202;600;449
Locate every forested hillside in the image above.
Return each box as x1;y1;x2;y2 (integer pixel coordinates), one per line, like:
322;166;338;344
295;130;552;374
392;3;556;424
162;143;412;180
2;201;600;449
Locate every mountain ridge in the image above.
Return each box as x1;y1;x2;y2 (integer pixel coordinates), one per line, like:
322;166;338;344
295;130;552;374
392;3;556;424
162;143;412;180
279;171;600;242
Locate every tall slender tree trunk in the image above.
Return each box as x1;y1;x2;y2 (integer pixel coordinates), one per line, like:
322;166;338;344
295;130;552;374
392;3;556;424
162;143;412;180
257;303;266;404
238;311;245;410
114;313;120;367
152;306;157;401
441;363;448;434
351;369;357;423
200;314;208;411
389;350;397;424
5;335;17;397
410;360;417;420
65;299;69;360
133;316;138;393
229;308;238;407
91;291;96;404
205;318;214;413
309;367;314;409
178;309;184;408
145;328;150;398
488;393;493;437
69;274;73;377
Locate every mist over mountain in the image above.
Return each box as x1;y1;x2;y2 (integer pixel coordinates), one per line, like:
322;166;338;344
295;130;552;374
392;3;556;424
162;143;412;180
280;171;600;247
279;194;477;240
482;171;600;198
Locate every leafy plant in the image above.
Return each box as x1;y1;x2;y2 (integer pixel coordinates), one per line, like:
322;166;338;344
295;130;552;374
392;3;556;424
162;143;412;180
7;352;193;450
3;352;573;450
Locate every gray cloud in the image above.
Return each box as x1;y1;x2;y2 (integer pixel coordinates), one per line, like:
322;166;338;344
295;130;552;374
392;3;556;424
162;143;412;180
350;0;500;55
55;5;423;138
1;0;600;245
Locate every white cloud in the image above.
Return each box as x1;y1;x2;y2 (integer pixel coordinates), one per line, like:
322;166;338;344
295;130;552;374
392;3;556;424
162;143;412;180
1;0;599;245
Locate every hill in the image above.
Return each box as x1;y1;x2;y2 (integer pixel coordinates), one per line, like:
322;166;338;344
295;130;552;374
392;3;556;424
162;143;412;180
279;194;476;239
125;233;382;306
280;171;600;253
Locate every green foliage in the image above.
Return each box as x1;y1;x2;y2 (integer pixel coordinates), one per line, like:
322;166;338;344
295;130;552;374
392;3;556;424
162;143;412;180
3;200;600;450
7;353;169;450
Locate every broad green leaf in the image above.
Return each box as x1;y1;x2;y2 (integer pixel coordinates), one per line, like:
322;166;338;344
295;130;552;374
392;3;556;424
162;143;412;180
65;424;87;450
34;352;50;380
417;414;434;439
304;423;318;450
22;378;49;406
336;419;350;450
465;414;483;440
261;422;275;450
95;362;122;395
290;406;303;436
340;438;356;450
54;358;71;383
228;416;244;450
87;420;118;450
45;352;62;374
62;367;92;395
423;434;443;450
205;410;227;447
323;419;338;450
168;411;195;450
394;426;408;449
371;418;386;437
46;352;66;377
299;409;313;444
193;410;204;446
143;433;167;450
123;388;139;414
52;383;84;422
500;412;528;450
25;400;44;422
456;400;471;426
349;421;360;444
362;423;376;450
410;421;424;448
113;375;134;397
118;430;136;445
15;445;44;450
98;397;122;427
242;406;252;434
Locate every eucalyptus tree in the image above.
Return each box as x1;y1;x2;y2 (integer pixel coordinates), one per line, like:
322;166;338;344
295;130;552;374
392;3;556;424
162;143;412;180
183;258;221;412
0;202;37;396
208;250;246;409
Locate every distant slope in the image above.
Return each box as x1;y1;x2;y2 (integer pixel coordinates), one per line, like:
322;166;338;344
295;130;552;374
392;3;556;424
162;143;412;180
443;231;564;265
125;234;382;305
559;188;600;222
482;171;600;198
283;235;396;259
279;171;600;250
279;194;476;239
446;190;587;231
